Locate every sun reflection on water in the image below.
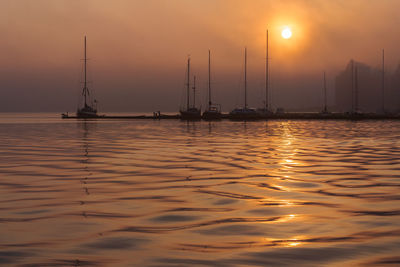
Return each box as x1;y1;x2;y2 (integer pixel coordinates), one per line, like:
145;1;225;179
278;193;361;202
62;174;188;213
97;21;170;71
1;118;400;265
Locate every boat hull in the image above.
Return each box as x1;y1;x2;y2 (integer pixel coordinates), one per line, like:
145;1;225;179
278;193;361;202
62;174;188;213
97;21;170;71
229;108;262;120
76;112;98;118
180;109;201;120
202;110;222;120
77;106;98;118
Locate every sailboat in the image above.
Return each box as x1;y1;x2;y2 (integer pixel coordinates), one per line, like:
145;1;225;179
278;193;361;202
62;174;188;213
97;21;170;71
230;47;259;120
77;36;98;118
257;30;272;116
180;57;201;120
202;50;221;120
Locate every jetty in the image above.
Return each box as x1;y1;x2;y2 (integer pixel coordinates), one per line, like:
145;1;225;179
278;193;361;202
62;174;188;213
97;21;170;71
61;112;400;120
62;113;180;120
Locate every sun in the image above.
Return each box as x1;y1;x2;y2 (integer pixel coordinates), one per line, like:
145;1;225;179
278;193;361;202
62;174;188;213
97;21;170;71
281;27;292;39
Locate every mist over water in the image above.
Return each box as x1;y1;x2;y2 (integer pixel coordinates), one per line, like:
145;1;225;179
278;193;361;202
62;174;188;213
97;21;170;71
2;0;400;112
1;114;400;266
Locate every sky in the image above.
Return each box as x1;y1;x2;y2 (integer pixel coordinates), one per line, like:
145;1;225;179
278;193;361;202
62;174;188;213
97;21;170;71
1;0;400;112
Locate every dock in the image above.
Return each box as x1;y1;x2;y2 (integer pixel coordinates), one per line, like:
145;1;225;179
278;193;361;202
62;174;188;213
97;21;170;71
61;112;400;121
62;114;180;120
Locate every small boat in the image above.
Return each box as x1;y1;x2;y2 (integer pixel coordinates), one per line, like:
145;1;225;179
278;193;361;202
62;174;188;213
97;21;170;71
77;36;98;118
229;47;260;120
202;50;221;120
180;57;201;120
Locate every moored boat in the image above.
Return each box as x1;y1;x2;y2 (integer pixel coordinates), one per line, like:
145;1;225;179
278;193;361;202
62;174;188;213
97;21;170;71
202;50;221;120
230;47;260;120
180;57;201;120
257;29;273;118
76;36;98;118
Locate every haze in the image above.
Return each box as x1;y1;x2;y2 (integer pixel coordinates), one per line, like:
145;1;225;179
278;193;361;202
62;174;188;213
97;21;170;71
1;0;400;112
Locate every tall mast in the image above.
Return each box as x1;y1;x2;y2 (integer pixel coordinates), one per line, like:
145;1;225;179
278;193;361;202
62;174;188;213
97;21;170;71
323;71;327;113
244;47;247;109
208;50;211;108
266;30;269;111
84;36;87;107
193;75;196;108
382;49;385;113
355;65;358;112
351;59;354;113
187;57;190;110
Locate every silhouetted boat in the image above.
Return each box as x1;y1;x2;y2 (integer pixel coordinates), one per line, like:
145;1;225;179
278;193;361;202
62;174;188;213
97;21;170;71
230;47;259;120
77;36;98;118
202;50;221;120
257;30;272;117
180;57;201;120
230;107;259;120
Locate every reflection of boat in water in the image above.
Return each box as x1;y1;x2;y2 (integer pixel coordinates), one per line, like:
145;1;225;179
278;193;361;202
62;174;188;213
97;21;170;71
76;36;98;118
79;120;94;200
202;50;221;120
230;47;260;120
180;57;201;120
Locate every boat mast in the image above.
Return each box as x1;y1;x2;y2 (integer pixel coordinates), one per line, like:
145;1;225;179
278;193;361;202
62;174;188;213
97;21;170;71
193;75;196;109
382;49;385;113
83;36;88;107
244;47;247;109
355;65;358;112
208;49;211;109
351;59;354;113
266;30;269;111
187;57;190;111
323;71;327;113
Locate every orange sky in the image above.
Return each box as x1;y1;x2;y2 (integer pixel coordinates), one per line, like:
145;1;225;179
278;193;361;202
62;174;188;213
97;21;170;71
1;0;400;112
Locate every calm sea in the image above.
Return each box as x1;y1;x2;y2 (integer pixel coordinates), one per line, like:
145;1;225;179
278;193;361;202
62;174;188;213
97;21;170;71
1;113;400;266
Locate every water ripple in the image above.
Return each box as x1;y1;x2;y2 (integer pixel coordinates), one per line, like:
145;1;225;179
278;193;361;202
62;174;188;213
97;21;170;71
1;117;400;265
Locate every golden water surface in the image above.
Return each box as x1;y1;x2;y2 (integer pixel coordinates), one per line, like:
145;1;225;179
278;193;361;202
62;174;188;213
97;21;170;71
0;114;400;266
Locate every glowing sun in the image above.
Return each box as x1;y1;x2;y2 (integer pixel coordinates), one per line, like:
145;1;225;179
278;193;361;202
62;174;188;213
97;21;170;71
282;27;292;39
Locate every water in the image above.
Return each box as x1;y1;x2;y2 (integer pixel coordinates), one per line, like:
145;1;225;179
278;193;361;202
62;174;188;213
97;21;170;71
1;113;400;266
